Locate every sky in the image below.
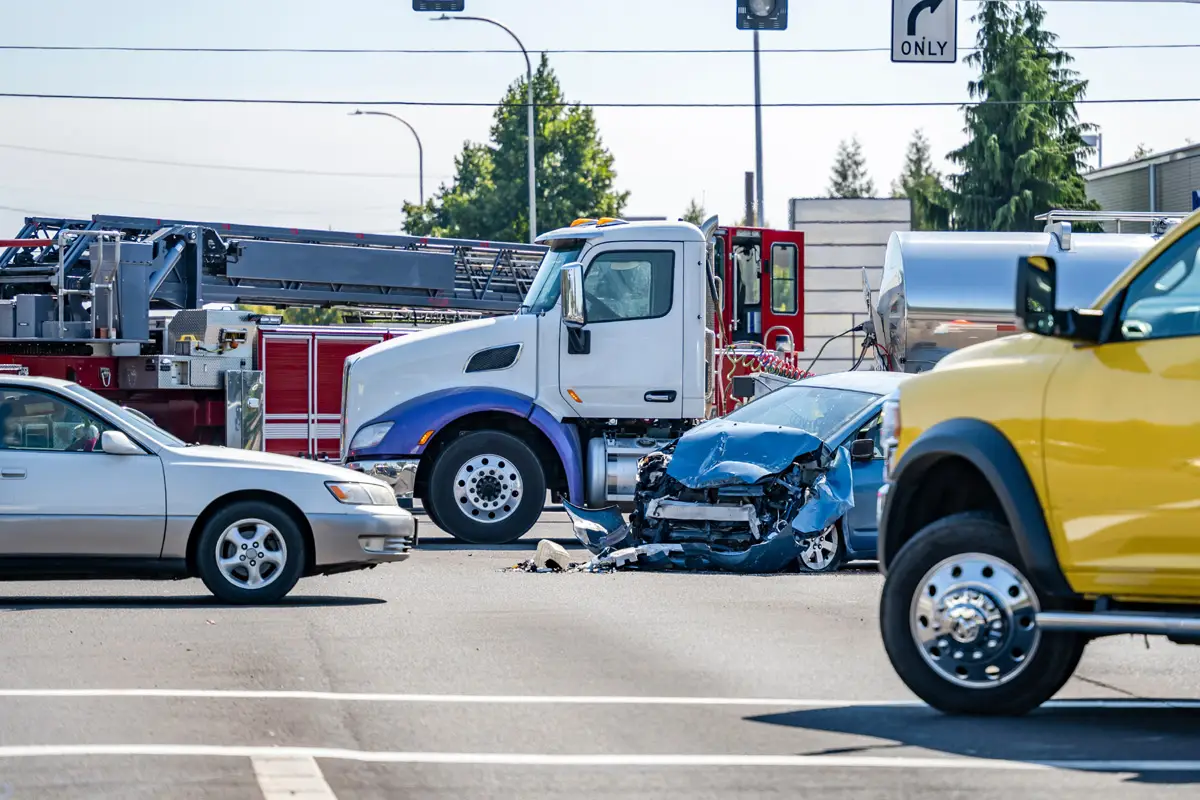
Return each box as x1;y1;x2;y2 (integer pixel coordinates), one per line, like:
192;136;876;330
0;0;1197;238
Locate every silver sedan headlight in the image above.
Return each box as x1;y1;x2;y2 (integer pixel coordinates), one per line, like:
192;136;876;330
325;481;398;506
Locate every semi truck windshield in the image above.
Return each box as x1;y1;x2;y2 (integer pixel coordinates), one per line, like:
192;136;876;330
522;240;586;314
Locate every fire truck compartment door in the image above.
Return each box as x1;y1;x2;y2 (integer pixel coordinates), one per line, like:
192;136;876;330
558;241;684;418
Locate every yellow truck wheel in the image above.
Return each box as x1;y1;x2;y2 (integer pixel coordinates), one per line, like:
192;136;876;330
879;512;1085;715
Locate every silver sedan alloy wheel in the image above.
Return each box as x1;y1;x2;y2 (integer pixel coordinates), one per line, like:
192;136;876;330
909;552;1041;688
800;524;840;571
215;518;287;590
454;453;524;524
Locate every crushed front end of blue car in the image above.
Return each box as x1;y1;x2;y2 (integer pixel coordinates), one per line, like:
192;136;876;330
564;420;854;573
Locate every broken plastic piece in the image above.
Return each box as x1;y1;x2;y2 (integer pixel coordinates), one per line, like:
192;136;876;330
533;539;572;572
562;502;633;554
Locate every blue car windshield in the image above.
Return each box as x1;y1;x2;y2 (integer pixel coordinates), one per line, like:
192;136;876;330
723;385;878;442
523;239;586;313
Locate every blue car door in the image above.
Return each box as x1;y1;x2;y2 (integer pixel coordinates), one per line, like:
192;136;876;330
845;411;885;557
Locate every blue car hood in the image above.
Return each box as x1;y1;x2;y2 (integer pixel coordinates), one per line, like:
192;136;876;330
665;420;828;489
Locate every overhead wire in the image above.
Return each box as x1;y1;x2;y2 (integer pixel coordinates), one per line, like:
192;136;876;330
0;42;1196;54
0;92;1195;108
0;142;438;180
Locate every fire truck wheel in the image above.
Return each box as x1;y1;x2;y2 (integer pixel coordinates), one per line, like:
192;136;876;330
427;430;546;545
194;501;305;604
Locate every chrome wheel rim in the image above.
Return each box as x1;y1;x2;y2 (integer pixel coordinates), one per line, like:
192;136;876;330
454;453;523;524
215;519;287;590
801;524;839;571
909;552;1041;688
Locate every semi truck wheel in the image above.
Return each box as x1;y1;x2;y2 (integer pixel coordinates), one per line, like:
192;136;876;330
879;512;1085;716
427;430;547;545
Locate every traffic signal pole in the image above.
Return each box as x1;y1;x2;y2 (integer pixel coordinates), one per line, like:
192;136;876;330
753;30;765;226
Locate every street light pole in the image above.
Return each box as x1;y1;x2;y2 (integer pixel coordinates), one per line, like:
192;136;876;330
753;30;765;227
350;110;425;204
435;14;537;243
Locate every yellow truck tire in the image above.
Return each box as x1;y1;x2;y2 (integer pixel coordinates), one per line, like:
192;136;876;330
879;512;1086;715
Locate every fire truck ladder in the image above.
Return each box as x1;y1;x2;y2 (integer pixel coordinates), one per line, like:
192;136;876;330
1;214;548;316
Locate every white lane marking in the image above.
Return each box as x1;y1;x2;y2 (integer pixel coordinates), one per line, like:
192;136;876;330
0;744;1196;772
0;689;1195;710
252;755;336;800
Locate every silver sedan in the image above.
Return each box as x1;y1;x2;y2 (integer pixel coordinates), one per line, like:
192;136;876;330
0;375;415;604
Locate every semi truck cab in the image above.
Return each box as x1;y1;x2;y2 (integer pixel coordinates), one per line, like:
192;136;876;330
341;218;716;544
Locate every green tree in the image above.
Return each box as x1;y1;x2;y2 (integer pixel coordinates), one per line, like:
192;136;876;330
947;1;1098;231
891;129;951;230
1131;143;1153;160
682;198;707;225
403;54;629;241
827;137;876;199
239;304;343;324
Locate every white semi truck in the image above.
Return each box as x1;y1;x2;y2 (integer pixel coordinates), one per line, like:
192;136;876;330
341;216;808;544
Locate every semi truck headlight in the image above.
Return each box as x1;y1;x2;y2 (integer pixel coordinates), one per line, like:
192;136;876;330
326;481;398;506
349;422;393;451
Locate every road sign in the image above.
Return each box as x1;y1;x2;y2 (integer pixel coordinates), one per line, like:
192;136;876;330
891;0;957;64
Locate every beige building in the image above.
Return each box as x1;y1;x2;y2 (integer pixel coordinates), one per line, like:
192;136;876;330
788;197;911;374
1085;142;1200;232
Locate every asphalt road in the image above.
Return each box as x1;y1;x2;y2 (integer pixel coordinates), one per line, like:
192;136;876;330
2;509;1200;799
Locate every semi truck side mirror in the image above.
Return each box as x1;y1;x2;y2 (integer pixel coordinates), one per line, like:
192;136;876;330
560;263;587;328
1015;256;1058;336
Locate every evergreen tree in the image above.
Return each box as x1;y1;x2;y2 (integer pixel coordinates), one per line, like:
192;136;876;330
947;1;1098;231
682;198;707;225
827;137;876;198
403;55;629;241
891;129;951;230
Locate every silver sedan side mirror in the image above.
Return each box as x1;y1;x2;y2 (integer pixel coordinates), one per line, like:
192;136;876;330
101;430;143;455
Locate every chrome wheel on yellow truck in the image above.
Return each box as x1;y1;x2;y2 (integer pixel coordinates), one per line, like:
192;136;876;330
879;512;1086;715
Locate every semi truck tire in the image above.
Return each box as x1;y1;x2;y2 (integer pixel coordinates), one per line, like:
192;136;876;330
879;512;1086;716
427;430;547;545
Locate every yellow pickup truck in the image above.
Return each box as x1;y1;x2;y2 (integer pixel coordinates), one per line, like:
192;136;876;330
876;208;1200;715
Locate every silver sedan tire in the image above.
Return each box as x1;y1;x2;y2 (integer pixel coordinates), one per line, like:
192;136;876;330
194;501;305;604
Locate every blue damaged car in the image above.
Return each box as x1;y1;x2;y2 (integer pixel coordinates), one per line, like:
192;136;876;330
564;371;913;573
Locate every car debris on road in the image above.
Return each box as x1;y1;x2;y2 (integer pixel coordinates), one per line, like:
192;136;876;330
555;420;854;574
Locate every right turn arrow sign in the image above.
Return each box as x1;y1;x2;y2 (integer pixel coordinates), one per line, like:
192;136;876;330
892;0;957;64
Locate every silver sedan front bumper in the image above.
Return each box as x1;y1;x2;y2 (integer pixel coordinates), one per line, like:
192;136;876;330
345;459;418;502
307;505;418;569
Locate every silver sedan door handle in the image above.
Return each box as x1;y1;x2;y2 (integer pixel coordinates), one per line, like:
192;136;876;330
1;468;26;479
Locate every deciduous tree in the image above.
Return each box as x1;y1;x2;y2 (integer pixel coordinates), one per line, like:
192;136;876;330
403;55;629;241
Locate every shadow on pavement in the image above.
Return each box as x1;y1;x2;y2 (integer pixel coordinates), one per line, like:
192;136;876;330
416;536;581;552
747;703;1200;784
0;595;385;611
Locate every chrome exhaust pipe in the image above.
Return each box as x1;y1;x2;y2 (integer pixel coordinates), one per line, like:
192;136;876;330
1036;611;1200;636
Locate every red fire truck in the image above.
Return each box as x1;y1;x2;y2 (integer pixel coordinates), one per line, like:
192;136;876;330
0;214;807;456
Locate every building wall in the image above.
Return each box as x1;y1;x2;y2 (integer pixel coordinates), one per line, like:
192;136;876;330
789;198;911;375
1085;147;1200;232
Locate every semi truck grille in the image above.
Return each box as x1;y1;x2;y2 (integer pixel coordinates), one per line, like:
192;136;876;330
465;344;521;373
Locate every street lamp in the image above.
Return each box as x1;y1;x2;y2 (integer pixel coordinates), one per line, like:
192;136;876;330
434;13;537;243
350;110;425;204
